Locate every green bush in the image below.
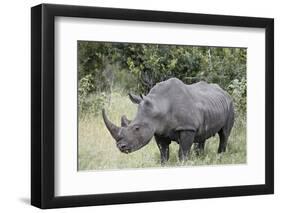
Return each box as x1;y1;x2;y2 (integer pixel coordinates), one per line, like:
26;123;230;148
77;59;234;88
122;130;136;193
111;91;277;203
78;74;94;113
77;42;247;116
228;78;247;114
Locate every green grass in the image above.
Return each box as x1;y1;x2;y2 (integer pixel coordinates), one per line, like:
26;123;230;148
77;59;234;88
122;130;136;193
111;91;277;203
78;92;246;171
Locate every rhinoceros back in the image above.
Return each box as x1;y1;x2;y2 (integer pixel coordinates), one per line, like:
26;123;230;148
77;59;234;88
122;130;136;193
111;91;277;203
148;78;234;141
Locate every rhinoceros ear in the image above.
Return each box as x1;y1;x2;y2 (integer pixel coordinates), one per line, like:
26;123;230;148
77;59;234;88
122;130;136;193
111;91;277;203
128;93;143;104
121;115;131;127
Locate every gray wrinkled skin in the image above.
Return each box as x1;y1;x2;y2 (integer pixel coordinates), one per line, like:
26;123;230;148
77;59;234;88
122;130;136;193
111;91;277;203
102;78;235;164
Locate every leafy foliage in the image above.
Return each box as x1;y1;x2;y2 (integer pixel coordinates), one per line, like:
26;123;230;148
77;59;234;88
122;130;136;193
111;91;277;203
78;74;94;113
78;41;247;115
228;78;247;114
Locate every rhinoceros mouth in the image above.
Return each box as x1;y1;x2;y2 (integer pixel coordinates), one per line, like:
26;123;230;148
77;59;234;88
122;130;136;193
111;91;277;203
121;139;152;154
119;147;135;154
117;141;146;154
120;149;131;154
118;145;132;154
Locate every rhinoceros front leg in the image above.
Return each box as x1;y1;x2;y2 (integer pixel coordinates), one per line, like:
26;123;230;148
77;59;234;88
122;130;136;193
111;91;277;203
155;135;171;165
194;140;205;156
178;130;195;162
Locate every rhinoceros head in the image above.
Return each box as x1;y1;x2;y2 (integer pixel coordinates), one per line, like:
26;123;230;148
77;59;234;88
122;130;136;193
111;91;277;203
102;93;156;154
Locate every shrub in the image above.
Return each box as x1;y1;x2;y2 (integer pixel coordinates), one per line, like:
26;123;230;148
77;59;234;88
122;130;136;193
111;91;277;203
228;78;247;115
78;74;94;113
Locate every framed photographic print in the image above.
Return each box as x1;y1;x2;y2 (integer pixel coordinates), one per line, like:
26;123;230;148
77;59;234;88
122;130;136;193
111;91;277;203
31;3;274;209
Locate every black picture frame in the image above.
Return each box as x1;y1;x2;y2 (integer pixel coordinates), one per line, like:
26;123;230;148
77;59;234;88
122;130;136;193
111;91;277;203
31;3;274;209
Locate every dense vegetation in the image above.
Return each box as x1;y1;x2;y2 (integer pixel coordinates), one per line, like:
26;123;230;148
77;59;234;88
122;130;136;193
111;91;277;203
78;41;247;171
78;41;247;115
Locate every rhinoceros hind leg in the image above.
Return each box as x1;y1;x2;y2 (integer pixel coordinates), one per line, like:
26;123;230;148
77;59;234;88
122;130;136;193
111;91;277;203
218;105;234;153
218;128;229;153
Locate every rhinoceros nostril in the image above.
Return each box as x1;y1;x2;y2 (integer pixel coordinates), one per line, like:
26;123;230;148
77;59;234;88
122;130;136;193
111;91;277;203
119;143;127;149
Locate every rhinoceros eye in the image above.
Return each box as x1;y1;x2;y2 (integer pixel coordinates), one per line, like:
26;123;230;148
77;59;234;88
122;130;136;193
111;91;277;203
143;99;152;108
134;126;140;131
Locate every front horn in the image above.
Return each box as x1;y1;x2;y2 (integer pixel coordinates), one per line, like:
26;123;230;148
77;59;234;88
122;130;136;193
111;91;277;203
102;109;121;141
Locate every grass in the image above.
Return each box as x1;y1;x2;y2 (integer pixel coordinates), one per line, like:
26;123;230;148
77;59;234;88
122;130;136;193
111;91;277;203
78;92;246;171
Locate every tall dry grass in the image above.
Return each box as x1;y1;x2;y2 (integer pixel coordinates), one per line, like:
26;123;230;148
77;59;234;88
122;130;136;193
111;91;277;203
78;92;246;171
